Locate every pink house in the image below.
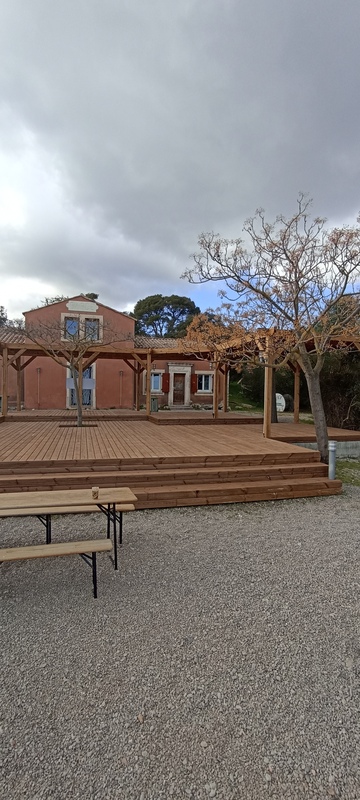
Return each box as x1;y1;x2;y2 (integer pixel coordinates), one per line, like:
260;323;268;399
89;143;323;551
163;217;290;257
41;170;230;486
1;296;224;411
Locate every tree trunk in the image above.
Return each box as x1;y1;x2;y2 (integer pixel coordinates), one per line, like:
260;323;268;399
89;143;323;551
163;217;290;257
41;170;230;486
71;365;83;427
303;368;328;463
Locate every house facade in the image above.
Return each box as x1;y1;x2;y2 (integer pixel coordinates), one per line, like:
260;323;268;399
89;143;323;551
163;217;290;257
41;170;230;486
1;296;223;411
137;352;216;409
22;296;135;410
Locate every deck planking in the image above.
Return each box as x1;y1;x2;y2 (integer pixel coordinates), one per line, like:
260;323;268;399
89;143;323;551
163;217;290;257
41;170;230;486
269;422;360;443
0;419;330;464
0;418;349;507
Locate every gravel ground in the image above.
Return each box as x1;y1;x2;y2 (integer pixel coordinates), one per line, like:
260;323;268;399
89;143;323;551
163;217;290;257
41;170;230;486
1;489;360;800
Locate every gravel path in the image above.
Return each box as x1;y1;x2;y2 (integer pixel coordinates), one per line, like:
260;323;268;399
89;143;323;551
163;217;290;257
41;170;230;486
1;488;360;800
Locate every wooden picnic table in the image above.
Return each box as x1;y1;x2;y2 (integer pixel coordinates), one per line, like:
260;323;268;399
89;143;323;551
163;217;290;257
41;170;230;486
0;487;136;510
0;487;137;572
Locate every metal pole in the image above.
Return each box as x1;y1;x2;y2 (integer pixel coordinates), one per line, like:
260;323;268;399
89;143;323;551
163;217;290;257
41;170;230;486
328;440;336;480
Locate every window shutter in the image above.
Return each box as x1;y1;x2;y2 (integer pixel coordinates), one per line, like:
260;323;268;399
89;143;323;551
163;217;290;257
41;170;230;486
191;374;198;393
162;372;170;393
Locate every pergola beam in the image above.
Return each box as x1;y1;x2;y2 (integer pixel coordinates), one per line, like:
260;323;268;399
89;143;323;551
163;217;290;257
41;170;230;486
7;348;27;367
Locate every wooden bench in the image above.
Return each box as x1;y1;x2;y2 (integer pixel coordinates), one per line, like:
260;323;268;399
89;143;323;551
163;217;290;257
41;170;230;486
0;539;113;598
0;489;137;577
0;503;135;518
0;503;135;570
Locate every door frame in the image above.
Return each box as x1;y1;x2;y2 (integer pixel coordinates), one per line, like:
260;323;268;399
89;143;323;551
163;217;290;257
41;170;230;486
168;364;192;407
66;363;96;409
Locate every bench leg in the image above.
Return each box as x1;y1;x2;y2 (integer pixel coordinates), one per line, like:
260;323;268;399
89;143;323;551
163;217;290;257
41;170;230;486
37;514;52;544
46;514;52;544
119;511;123;546
92;552;97;599
81;552;99;599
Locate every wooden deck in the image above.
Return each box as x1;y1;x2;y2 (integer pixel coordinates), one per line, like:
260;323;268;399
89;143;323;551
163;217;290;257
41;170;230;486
4;409;360;440
269;422;360;443
4;408;262;425
3;408;147;422
0;419;343;508
0;419;328;463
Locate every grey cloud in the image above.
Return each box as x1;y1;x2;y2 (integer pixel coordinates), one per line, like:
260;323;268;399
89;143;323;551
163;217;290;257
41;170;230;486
1;0;360;313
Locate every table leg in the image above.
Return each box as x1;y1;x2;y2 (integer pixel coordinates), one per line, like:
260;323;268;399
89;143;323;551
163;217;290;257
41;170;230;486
106;510;111;540
119;511;123;546
92;552;97;598
97;503;118;571
111;503;118;571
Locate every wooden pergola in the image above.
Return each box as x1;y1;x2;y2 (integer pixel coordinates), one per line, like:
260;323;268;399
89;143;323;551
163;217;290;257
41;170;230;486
1;328;358;437
0;330;231;420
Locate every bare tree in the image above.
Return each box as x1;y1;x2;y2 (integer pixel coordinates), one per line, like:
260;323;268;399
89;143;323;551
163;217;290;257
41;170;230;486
184;195;360;462
23;317;131;426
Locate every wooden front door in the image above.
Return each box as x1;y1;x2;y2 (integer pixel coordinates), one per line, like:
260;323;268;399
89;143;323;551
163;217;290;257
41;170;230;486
173;373;185;405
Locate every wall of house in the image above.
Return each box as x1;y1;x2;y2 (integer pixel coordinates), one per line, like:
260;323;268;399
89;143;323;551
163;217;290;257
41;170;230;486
7;297;225;411
22;296;136;410
0;361;20;407
25;356;66;409
95;359;134;409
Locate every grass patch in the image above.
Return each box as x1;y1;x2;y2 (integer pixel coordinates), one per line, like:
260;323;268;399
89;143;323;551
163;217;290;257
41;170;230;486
228;382;263;413
336;459;360;486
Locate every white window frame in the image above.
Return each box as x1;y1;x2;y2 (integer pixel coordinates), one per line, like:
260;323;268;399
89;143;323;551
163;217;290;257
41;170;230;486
84;317;100;341
143;369;165;394
63;316;80;339
195;371;214;393
61;313;103;342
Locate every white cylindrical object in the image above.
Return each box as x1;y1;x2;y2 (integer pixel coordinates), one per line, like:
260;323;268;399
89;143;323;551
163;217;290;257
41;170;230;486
328;440;336;480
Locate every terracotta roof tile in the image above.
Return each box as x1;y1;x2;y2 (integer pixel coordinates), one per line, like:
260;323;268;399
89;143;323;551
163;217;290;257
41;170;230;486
0;326;28;344
134;335;181;349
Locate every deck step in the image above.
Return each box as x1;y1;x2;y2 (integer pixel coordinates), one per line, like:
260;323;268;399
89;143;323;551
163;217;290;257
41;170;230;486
133;477;342;508
0;462;329;493
0;450;321;475
148;415;263;426
134;476;341;500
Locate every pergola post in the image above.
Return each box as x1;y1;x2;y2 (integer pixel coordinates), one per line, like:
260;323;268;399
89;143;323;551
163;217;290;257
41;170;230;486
294;363;300;424
16;358;22;411
146;351;152;415
222;364;229;413
78;358;83;415
213;357;219;419
135;363;142;411
263;340;273;438
2;347;8;416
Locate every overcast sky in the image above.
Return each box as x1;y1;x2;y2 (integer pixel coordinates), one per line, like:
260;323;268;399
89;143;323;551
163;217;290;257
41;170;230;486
1;0;360;318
